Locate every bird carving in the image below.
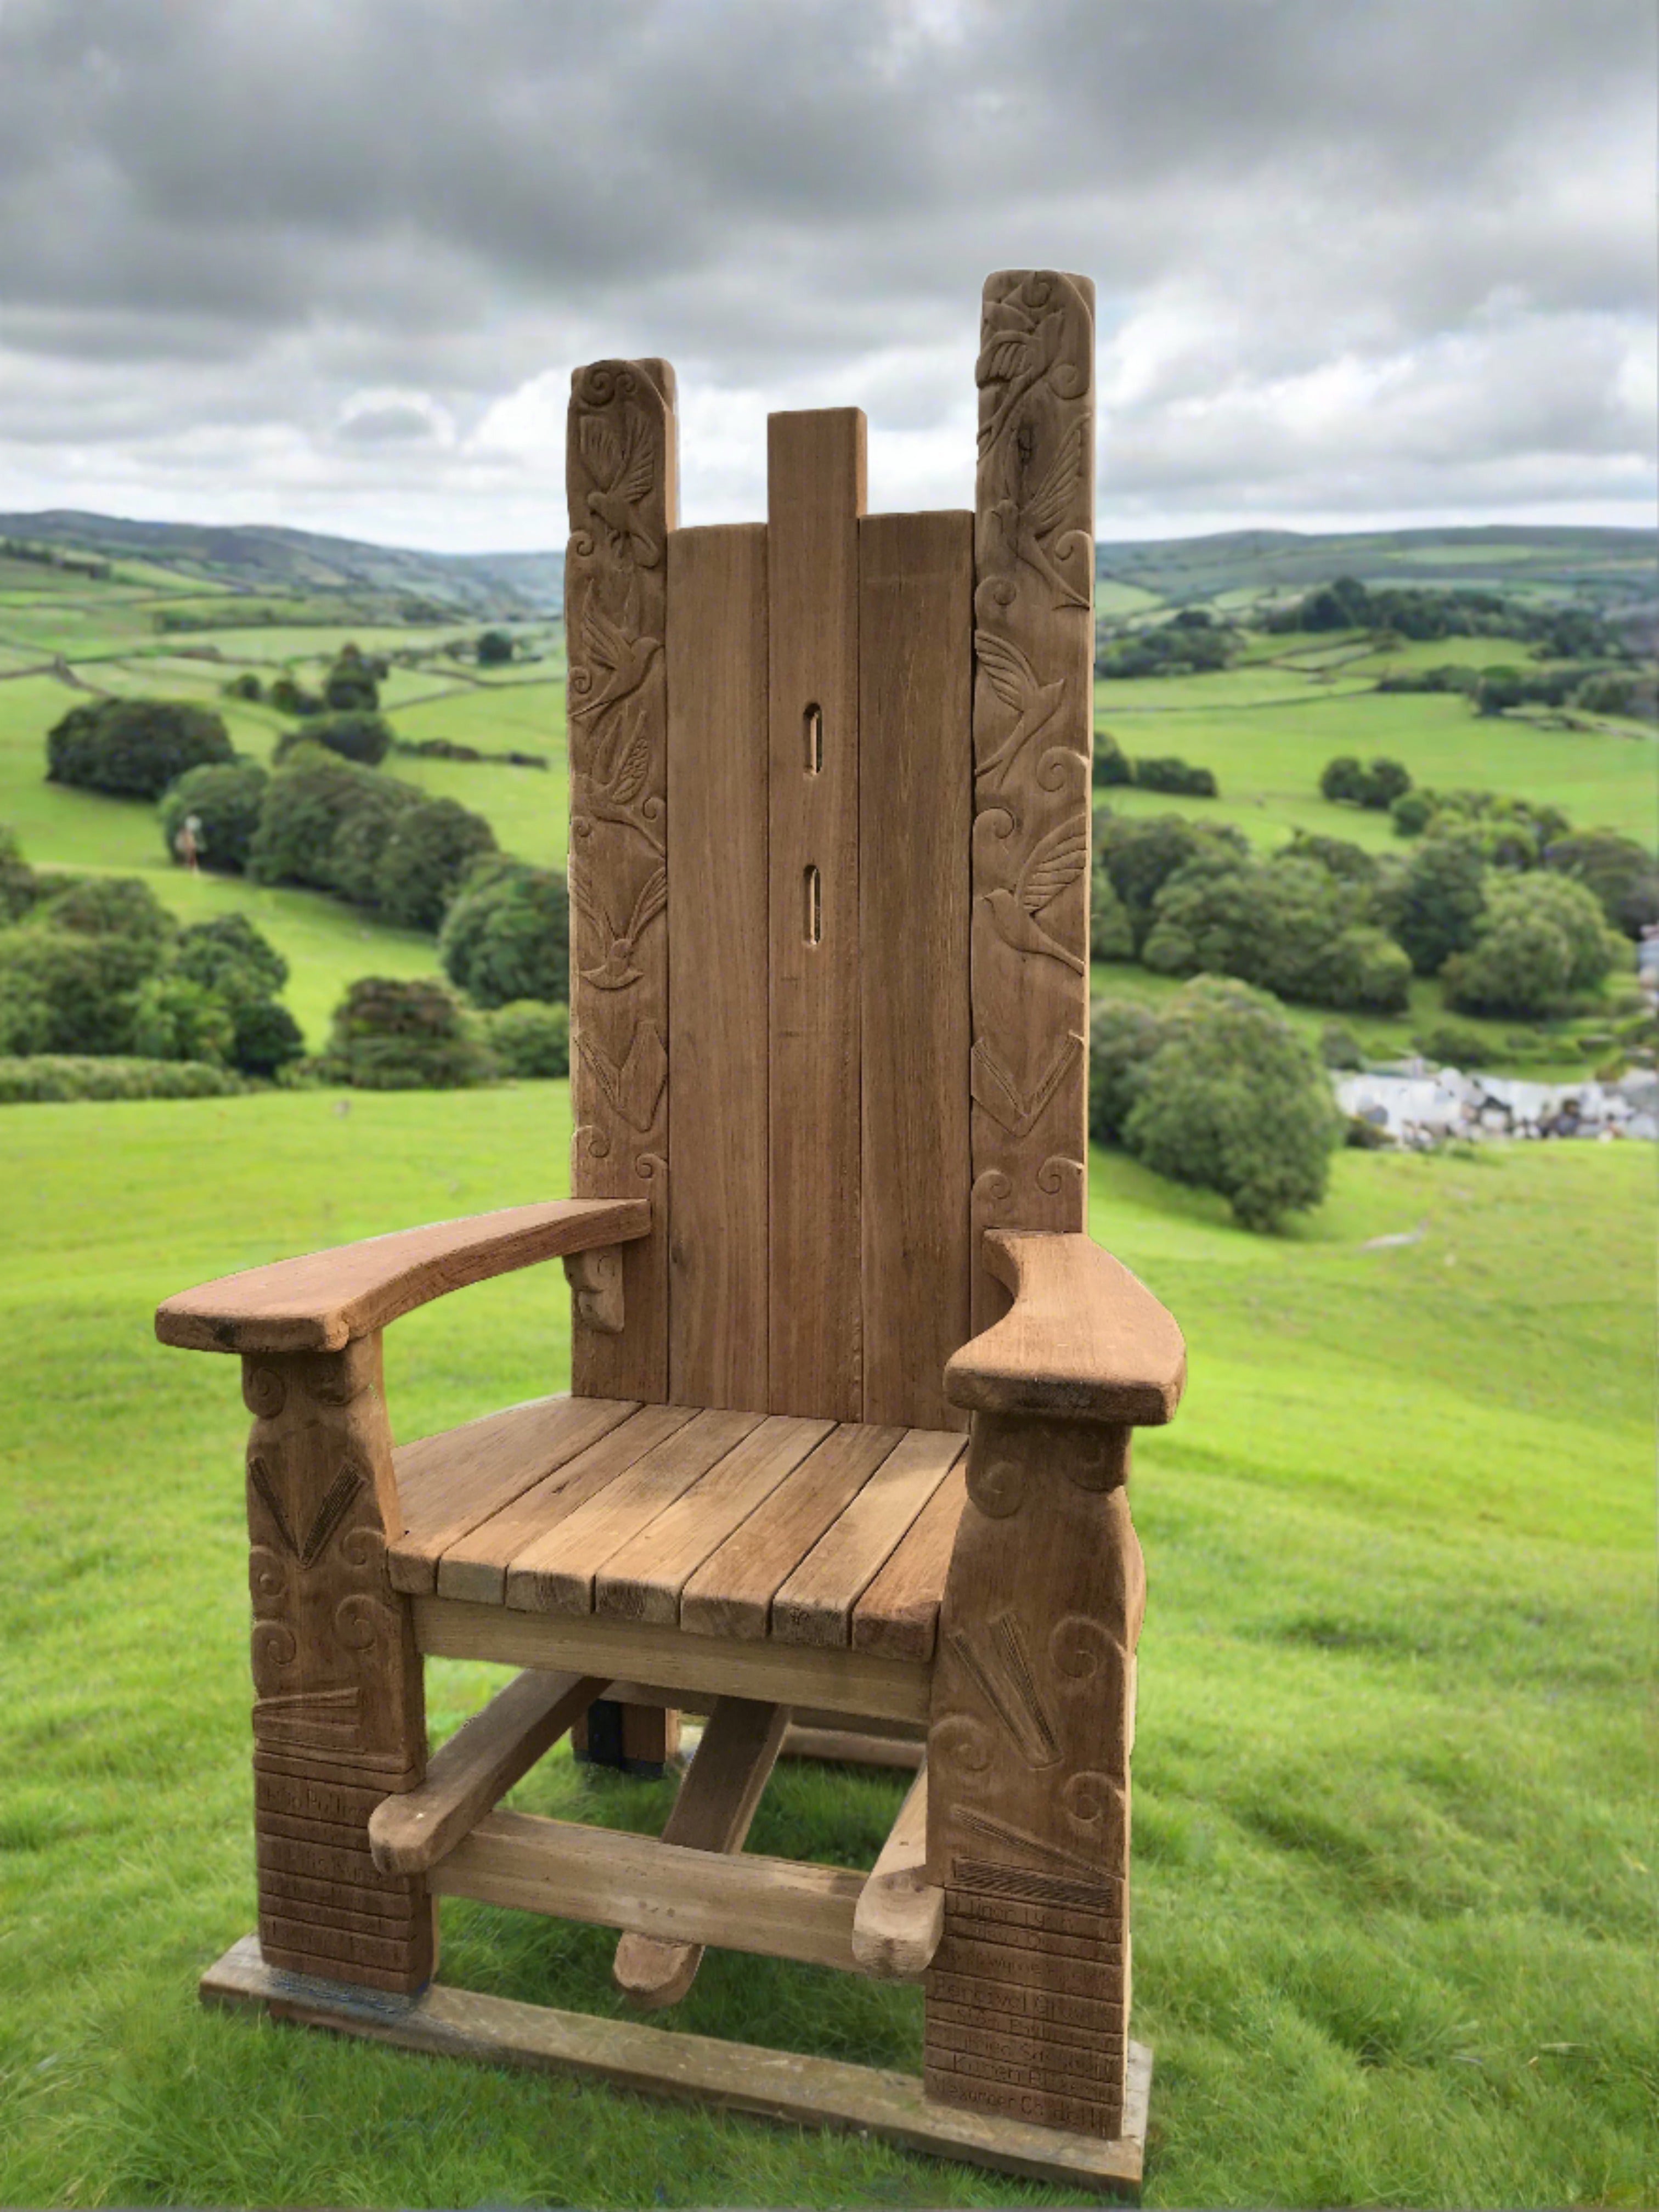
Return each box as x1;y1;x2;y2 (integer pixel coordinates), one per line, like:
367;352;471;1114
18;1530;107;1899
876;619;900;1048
973;628;1069;787
571;593;661;723
975;289;1067;454
986;419;1091;610
572;861;667;990
578;408;661;567
980;820;1088;974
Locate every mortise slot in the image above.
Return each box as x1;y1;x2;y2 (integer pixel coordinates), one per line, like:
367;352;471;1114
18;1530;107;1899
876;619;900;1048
803;865;822;946
803;703;823;776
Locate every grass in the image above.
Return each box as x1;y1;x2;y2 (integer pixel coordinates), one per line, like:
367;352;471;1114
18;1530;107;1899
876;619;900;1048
0;1084;1653;2207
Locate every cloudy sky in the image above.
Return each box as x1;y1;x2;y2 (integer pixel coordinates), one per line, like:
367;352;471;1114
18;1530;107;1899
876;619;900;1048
0;0;1652;551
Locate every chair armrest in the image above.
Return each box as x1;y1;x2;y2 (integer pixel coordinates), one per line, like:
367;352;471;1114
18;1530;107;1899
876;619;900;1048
944;1229;1185;1426
155;1197;651;1356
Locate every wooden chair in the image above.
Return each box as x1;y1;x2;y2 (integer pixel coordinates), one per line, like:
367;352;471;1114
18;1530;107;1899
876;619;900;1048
158;267;1185;2199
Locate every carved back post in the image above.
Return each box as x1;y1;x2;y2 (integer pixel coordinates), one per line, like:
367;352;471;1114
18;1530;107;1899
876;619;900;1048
562;272;1093;1424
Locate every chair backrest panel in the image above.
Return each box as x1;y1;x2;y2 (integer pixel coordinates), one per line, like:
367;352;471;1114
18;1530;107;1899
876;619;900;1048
566;270;1094;1429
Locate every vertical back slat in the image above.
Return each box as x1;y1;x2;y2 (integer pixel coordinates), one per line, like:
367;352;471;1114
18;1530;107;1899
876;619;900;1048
667;523;770;1410
766;409;866;1421
859;510;975;1430
968;272;1096;1330
565;357;678;1400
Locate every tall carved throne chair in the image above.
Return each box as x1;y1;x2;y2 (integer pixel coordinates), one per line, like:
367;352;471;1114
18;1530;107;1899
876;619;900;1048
159;269;1185;2198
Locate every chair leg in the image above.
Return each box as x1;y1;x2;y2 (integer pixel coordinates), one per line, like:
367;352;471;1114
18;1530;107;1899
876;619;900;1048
241;1335;436;1993
924;1413;1141;2141
572;1697;682;1778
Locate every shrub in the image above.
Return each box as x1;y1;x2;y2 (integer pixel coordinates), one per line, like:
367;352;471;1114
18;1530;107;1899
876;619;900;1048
0;826;36;922
1090;868;1135;962
439;857;571;1007
228;997;306;1079
1276;833;1379;885
1141;857;1409;1012
1412;1021;1489;1069
0;1054;247;1104
1087;999;1162;1144
1364;758;1412;808
0;930;141;1055
1543;831;1659;938
1092;732;1132;788
1319;1024;1365;1070
172;913;288;1003
36;874;177;978
487;999;571;1078
1390;788;1438;837
273;710;393;767
1321;754;1410;809
1388;834;1487;975
268;675;323;717
375;797;498;930
222;672;264;702
159;760;269;874
1121;977;1339;1232
1132;755;1218;797
477;629;515;666
247;754;400;893
325;777;423;906
129;974;235;1065
46;698;233;799
1442;873;1622;1018
323;977;490;1090
323;648;380;712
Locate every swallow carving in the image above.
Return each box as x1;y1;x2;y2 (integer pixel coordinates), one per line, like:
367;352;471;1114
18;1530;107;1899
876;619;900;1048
580;1022;667;1133
578;407;661;566
986;418;1091;610
980;820;1088;974
572;861;667;989
973;629;1068;787
571;594;661;723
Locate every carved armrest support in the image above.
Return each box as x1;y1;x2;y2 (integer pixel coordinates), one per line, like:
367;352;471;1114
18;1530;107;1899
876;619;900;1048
155;1197;651;1355
944;1229;1185;1427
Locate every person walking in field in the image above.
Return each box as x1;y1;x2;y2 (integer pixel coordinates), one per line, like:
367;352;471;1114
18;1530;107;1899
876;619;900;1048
174;813;202;873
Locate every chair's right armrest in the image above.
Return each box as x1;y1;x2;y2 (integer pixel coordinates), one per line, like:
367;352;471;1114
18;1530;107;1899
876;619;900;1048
155;1197;650;1356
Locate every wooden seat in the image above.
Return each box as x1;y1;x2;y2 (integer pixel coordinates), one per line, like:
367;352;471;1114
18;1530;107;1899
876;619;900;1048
159;268;1188;2197
390;1397;966;1656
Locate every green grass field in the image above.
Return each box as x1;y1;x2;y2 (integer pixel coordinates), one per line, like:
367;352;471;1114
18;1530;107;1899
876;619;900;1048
0;1086;1652;2208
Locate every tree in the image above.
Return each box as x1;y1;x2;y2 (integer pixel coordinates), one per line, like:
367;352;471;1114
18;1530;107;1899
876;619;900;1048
476;629;515;667
1092;731;1132;787
159;760;268;874
1096;814;1249;952
228;998;306;1079
0;825;33;922
438;857;570;1007
1441;873;1620;1018
273;710;393;767
1364;757;1412;808
1121;977;1339;1232
1132;756;1218;797
323;645;380;712
46;698;233;800
1087;999;1161;1144
1544;830;1659;938
1090;866;1135;962
1389;833;1487;975
172;913;288;1004
129;974;235;1065
1320;755;1369;805
374;797;498;931
0;930;145;1054
323;977;490;1089
247;755;388;893
1139;855;1409;1012
37;874;177;981
487;999;571;1078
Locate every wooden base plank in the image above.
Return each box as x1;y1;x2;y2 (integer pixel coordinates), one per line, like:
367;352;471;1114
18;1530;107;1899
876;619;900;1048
200;1938;1149;2197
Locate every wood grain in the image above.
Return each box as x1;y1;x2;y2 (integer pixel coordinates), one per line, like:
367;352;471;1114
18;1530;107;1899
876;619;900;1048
944;1233;1187;1426
859;508;974;1430
613;1695;789;2007
389;1395;640;1595
155;1200;650;1356
368;1669;605;1875
204;1936;1151;2196
666;522;771;1410
566;357;678;1400
771;1429;965;1647
851;1459;967;1662
768;407;866;1419
968;269;1096;1334
851;1762;943;1979
677;1421;902;1641
437;1403;693;1606
592;1414;833;1624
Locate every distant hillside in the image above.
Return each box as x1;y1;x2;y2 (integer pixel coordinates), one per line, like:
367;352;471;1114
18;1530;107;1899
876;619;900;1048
2;510;1651;628
0;511;566;619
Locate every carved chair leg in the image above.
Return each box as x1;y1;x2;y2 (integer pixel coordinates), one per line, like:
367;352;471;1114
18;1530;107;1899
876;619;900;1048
924;1414;1141;2140
243;1334;436;1993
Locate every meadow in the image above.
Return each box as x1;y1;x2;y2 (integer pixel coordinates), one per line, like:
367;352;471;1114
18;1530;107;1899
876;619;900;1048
0;1084;1654;2209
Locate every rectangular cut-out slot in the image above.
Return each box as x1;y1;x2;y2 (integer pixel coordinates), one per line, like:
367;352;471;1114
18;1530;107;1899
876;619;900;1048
804;703;823;775
804;865;822;946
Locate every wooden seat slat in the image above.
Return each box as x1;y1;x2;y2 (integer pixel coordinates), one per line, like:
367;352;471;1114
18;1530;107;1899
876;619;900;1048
678;1423;906;1643
770;1429;966;1649
389;1396;640;1596
850;1461;967;1663
435;1403;696;1607
504;1408;764;1616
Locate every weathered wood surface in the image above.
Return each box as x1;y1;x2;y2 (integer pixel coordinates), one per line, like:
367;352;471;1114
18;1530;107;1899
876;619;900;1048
368;1669;604;1875
780;1725;926;1771
925;1412;1143;2138
156;1200;650;1355
566;357;678;1401
431;1808;863;1973
768;408;866;1421
858;507;974;1430
413;1594;933;1724
851;1460;966;1662
770;1430;964;1647
968;269;1096;1334
852;1763;943;1979
204;1937;1150;2196
613;1695;789;2007
242;1335;435;1992
945;1233;1187;1426
666;522;771;1412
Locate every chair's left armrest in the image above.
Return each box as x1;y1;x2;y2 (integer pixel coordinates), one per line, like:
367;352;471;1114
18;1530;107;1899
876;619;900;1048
944;1229;1185;1426
155;1197;650;1356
